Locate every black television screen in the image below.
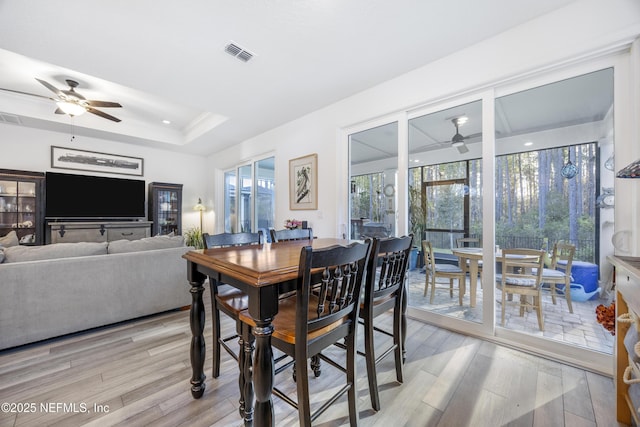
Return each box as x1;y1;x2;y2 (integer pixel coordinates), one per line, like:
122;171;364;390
45;172;146;219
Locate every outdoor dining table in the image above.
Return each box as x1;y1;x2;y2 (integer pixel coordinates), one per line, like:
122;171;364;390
182;238;356;427
451;247;484;308
451;247;541;308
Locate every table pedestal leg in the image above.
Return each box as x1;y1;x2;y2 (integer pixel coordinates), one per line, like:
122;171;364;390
189;279;206;398
252;322;274;427
241;323;255;426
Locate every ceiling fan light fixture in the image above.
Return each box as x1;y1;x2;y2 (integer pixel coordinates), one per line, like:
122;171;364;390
56;101;85;116
451;140;465;147
453;116;468;126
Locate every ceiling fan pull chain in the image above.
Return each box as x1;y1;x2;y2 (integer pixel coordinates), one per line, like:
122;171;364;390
69;117;75;142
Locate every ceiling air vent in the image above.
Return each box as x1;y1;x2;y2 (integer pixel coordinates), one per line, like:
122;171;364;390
224;42;254;63
0;112;22;125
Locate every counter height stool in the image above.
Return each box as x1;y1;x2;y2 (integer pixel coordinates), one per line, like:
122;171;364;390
360;234;413;411
239;240;372;426
270;227;313;242
202;231;263;378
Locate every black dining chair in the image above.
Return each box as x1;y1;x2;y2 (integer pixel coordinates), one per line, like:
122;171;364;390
202;231;263;380
269;227;313;242
359;234;413;411
239;240;372;426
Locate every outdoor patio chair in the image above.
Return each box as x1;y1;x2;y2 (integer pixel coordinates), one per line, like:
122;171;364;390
422;240;466;305
538;242;576;314
496;248;546;331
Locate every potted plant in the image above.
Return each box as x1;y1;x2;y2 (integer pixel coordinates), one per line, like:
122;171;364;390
184;227;204;249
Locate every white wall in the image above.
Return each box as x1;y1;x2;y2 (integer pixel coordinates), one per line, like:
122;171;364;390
209;0;640;243
0;125;211;233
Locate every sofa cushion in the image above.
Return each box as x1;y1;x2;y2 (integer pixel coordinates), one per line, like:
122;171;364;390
107;235;185;254
0;230;19;248
0;247;4;264
3;241;108;263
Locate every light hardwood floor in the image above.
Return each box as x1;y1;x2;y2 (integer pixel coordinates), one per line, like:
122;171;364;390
0;291;621;427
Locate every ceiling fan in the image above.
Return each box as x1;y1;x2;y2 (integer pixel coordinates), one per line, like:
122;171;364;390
0;78;122;122
450;117;471;154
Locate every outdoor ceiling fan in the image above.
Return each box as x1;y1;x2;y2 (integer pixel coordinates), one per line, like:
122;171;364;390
450;117;471;154
0;78;122;122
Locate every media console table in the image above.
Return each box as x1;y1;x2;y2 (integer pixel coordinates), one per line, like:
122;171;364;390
47;220;152;244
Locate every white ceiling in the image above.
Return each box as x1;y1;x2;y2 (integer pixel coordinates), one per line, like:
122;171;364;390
0;0;577;157
351;68;614;165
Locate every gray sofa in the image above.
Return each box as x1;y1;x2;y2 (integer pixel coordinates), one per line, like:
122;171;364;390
0;234;193;350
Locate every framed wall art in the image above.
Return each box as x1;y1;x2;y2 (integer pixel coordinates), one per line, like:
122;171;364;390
289;153;317;210
51;146;144;176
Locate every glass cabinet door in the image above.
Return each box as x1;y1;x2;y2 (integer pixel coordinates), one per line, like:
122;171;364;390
148;182;182;236
0;170;44;245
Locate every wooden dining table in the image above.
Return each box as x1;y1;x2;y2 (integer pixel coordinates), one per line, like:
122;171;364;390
182;238;353;427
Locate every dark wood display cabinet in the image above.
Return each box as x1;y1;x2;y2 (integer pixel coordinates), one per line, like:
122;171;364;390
0;169;45;245
148;182;182;236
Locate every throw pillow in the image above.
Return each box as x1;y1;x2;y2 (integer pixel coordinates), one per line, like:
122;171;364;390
0;230;19;247
0;246;5;264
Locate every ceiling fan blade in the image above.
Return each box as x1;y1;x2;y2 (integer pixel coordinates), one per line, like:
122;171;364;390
87;106;121;122
0;87;55;100
87;100;122;108
456;143;469;154
35;78;63;97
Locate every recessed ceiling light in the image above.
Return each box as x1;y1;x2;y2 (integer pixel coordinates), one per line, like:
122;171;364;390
524;141;533;146
162;119;171;125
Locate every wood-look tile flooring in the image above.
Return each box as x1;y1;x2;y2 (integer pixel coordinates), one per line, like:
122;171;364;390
0;291;621;427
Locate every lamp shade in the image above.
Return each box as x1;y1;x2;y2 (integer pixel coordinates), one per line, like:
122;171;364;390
193;198;206;211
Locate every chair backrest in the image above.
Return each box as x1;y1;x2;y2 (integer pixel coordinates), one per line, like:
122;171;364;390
295;240;372;340
456;237;481;248
270;227;313;242
361;224;390;239
498;248;545;288
364;235;413;307
422;240;436;272
550;242;576;272
202;231;263;249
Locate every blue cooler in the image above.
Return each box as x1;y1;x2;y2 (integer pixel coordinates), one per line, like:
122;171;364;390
559;260;599;299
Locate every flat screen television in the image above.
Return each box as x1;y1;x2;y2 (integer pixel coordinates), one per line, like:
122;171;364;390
45;172;146;219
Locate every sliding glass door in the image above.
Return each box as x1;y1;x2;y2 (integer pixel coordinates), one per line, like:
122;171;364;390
346;60;619;369
407;100;484;324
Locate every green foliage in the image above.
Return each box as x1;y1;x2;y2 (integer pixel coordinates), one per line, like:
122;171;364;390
184;227;204;249
406;143;597;262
